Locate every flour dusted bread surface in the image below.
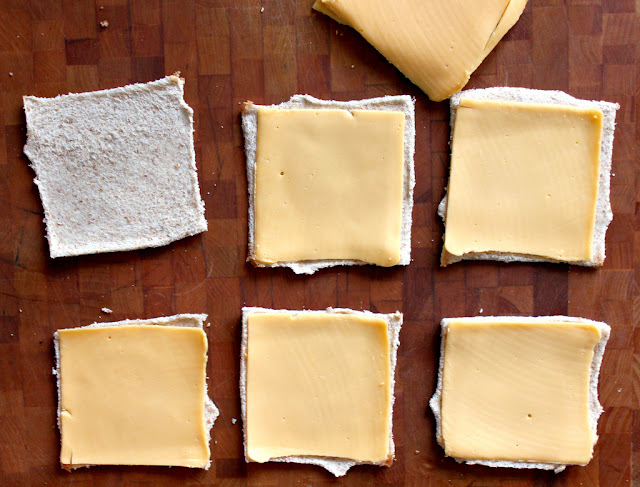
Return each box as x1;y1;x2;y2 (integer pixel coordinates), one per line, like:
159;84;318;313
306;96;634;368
440;87;619;267
53;314;219;470
240;307;402;477
242;94;415;275
429;315;610;473
24;74;207;258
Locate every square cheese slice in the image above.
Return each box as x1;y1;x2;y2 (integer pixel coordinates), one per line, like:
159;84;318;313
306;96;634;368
313;0;527;101
430;316;610;471
240;307;402;477
242;95;415;275
23;75;207;258
55;314;219;470
441;88;619;266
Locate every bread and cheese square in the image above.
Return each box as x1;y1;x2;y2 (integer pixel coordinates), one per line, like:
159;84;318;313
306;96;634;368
55;314;219;470
240;307;402;477
242;95;415;275
313;0;527;101
441;88;619;266
23;75;207;258
430;316;610;472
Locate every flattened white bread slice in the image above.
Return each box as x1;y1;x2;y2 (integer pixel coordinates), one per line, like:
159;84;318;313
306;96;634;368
240;307;402;477
439;87;619;266
53;314;219;470
242;94;415;274
24;74;207;258
429;315;611;473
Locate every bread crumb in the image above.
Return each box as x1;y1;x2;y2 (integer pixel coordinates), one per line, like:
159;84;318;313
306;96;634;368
101;307;113;314
99;20;109;28
9;72;13;77
350;65;354;68
260;6;264;12
479;308;483;314
231;418;237;424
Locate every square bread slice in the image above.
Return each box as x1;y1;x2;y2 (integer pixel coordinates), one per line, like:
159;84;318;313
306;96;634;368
242;95;415;275
439;87;619;267
53;314;219;470
429;316;610;472
240;307;402;477
23;74;207;258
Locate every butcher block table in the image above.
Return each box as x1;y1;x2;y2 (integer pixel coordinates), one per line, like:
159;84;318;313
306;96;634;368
0;1;638;485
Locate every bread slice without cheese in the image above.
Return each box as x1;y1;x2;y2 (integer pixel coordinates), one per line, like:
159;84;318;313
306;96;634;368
240;307;402;477
242;95;415;275
429;315;610;473
439;87;619;267
23;74;207;258
53;314;219;470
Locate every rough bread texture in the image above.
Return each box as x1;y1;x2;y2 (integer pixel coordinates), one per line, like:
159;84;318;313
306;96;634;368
429;315;610;473
53;314;219;470
242;94;415;274
440;87;619;267
24;75;207;258
240;307;402;476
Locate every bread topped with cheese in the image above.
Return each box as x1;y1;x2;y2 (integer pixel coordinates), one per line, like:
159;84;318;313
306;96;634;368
440;87;619;267
240;307;402;476
430;315;610;472
54;314;218;470
242;94;415;274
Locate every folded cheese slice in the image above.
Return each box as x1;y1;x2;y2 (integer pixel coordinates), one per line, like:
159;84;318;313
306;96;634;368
314;0;527;101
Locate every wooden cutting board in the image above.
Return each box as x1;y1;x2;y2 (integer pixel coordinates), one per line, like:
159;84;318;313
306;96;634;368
0;1;637;485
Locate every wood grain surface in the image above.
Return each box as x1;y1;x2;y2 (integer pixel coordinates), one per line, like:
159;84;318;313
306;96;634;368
0;0;638;485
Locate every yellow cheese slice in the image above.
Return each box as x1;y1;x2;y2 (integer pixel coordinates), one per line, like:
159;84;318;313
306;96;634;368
441;319;601;464
444;98;603;262
254;107;405;267
58;325;210;468
246;312;391;463
313;0;527;101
